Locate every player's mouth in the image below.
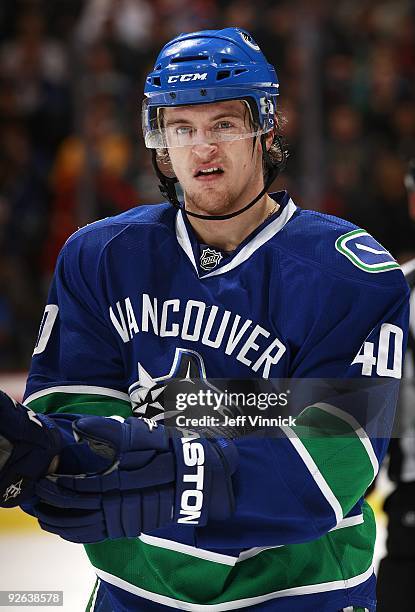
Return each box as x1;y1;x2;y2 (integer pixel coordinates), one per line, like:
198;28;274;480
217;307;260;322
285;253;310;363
193;166;225;182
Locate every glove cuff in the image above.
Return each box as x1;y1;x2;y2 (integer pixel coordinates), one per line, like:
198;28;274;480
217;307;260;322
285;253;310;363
172;435;238;527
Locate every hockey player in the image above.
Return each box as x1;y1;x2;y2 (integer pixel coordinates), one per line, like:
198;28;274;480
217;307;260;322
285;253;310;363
376;159;415;612
0;28;410;611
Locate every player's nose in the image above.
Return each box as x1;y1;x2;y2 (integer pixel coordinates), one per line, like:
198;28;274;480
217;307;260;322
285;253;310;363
191;141;219;159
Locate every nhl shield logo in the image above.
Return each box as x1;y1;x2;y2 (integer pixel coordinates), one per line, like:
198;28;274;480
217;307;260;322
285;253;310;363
200;247;223;271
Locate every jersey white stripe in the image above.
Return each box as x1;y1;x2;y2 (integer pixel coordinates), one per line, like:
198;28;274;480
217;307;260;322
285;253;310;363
236;544;283;562
175;212;198;272
93;565;374;610
355;243;388;255
280;425;344;525
139;534;238;566
24;385;131;406
89;579;101;611
328;514;364;532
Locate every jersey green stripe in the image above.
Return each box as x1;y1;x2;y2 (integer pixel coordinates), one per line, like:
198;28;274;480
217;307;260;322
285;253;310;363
26;392;133;418
85;502;375;605
293;405;375;515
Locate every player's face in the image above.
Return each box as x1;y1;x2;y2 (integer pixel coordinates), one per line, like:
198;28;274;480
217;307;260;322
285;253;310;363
163;100;265;216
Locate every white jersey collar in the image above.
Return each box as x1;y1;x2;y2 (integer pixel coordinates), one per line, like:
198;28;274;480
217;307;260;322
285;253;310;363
175;197;297;278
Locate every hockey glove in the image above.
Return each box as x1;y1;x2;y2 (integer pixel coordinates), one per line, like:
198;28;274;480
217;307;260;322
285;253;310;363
0;391;62;507
33;415;238;543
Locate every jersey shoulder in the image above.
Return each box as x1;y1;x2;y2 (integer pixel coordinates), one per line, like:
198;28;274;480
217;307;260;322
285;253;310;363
65;202;174;249
57;202;176;283
276;206;407;290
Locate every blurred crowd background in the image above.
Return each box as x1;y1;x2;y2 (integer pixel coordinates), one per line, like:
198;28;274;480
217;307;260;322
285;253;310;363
0;0;414;368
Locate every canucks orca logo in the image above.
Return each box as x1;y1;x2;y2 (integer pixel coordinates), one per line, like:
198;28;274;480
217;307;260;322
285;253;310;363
335;230;400;273
128;348;248;433
128;348;207;420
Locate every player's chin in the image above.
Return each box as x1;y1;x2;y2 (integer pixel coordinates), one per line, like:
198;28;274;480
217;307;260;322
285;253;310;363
187;191;232;217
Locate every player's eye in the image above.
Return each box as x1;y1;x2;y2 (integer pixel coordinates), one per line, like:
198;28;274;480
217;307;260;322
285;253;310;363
175;126;193;136
214;121;233;131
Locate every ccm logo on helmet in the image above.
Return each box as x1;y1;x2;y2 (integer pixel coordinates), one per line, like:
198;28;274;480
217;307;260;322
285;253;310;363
177;437;205;525
167;73;208;83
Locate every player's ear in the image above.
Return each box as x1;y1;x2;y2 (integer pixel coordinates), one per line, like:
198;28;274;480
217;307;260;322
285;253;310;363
265;129;274;151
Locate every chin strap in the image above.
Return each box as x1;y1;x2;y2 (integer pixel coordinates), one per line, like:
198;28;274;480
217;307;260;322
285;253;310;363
151;135;286;221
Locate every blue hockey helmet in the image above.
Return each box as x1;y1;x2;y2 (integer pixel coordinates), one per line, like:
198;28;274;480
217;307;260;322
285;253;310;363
142;27;279;149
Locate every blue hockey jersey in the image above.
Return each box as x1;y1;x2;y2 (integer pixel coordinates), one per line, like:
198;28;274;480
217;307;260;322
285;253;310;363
24;192;409;611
